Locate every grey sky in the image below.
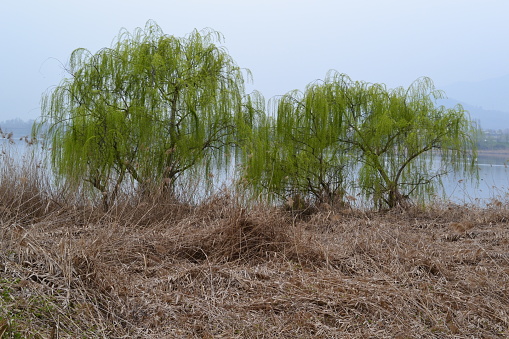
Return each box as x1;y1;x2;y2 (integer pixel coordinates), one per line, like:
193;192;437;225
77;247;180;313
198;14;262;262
1;0;508;121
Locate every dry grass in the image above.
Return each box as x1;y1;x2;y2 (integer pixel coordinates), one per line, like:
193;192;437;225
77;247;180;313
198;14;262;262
1;151;509;338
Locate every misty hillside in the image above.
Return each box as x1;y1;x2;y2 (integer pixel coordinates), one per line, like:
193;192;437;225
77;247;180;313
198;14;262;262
441;74;509;113
438;98;509;130
439;74;509;130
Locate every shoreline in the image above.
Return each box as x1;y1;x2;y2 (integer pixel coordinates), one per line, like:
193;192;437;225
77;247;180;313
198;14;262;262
477;149;509;157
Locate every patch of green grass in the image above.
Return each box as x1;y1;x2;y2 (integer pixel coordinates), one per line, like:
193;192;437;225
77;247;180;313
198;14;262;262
0;278;58;338
0;315;24;339
0;282;24;339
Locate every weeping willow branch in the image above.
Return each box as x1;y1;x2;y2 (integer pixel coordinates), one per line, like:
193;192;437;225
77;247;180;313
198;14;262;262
240;71;479;209
34;20;252;208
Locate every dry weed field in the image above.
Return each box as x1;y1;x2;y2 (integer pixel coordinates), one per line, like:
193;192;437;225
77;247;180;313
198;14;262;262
1;180;509;338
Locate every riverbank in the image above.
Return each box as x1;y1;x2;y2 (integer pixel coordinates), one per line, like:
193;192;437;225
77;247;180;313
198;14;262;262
1;195;508;338
477;149;509;158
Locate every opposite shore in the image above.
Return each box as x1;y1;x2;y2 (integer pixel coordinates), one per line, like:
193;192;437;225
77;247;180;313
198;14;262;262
477;149;509;158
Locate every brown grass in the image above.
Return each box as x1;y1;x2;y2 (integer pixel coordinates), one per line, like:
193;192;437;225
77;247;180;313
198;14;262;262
1;151;509;338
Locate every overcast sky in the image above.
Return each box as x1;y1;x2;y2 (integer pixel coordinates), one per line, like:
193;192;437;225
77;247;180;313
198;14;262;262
1;0;508;121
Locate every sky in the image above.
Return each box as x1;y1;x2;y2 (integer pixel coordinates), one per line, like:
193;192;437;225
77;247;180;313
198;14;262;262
1;0;508;122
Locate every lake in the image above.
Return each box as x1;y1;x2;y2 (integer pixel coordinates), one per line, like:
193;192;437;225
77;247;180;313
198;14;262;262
442;152;509;205
2;139;509;206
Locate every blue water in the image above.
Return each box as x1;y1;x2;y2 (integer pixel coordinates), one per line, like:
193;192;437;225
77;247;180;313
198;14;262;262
442;155;509;205
3;138;509;206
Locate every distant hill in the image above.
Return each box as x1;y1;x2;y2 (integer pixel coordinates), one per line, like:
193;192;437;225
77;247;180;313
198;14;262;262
437;98;509;130
438;74;509;130
440;74;509;113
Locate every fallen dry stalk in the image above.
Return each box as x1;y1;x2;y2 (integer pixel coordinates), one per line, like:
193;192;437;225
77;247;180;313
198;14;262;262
1;197;509;338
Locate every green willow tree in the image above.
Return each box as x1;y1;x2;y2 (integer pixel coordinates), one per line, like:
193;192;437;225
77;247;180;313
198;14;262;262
241;80;352;207
328;72;478;208
35;21;251;208
241;71;478;209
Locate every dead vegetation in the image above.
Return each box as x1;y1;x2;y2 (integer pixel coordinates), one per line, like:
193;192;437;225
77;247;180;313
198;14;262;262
1;151;509;338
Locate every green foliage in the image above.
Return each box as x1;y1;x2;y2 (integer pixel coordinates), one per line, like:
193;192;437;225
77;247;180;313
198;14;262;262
35;21;250;208
242;77;352;206
34;20;478;210
241;71;478;209
340;74;479;208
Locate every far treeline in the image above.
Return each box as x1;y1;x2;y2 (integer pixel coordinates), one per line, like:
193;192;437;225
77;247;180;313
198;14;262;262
478;129;509;150
31;21;480;210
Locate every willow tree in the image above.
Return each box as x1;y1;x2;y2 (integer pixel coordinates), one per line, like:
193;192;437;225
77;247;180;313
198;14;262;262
241;80;352;207
34;21;250;208
241;71;478;210
332;73;479;208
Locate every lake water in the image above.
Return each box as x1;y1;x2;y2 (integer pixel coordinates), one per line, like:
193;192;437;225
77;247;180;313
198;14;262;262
2;139;509;206
442;153;509;205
